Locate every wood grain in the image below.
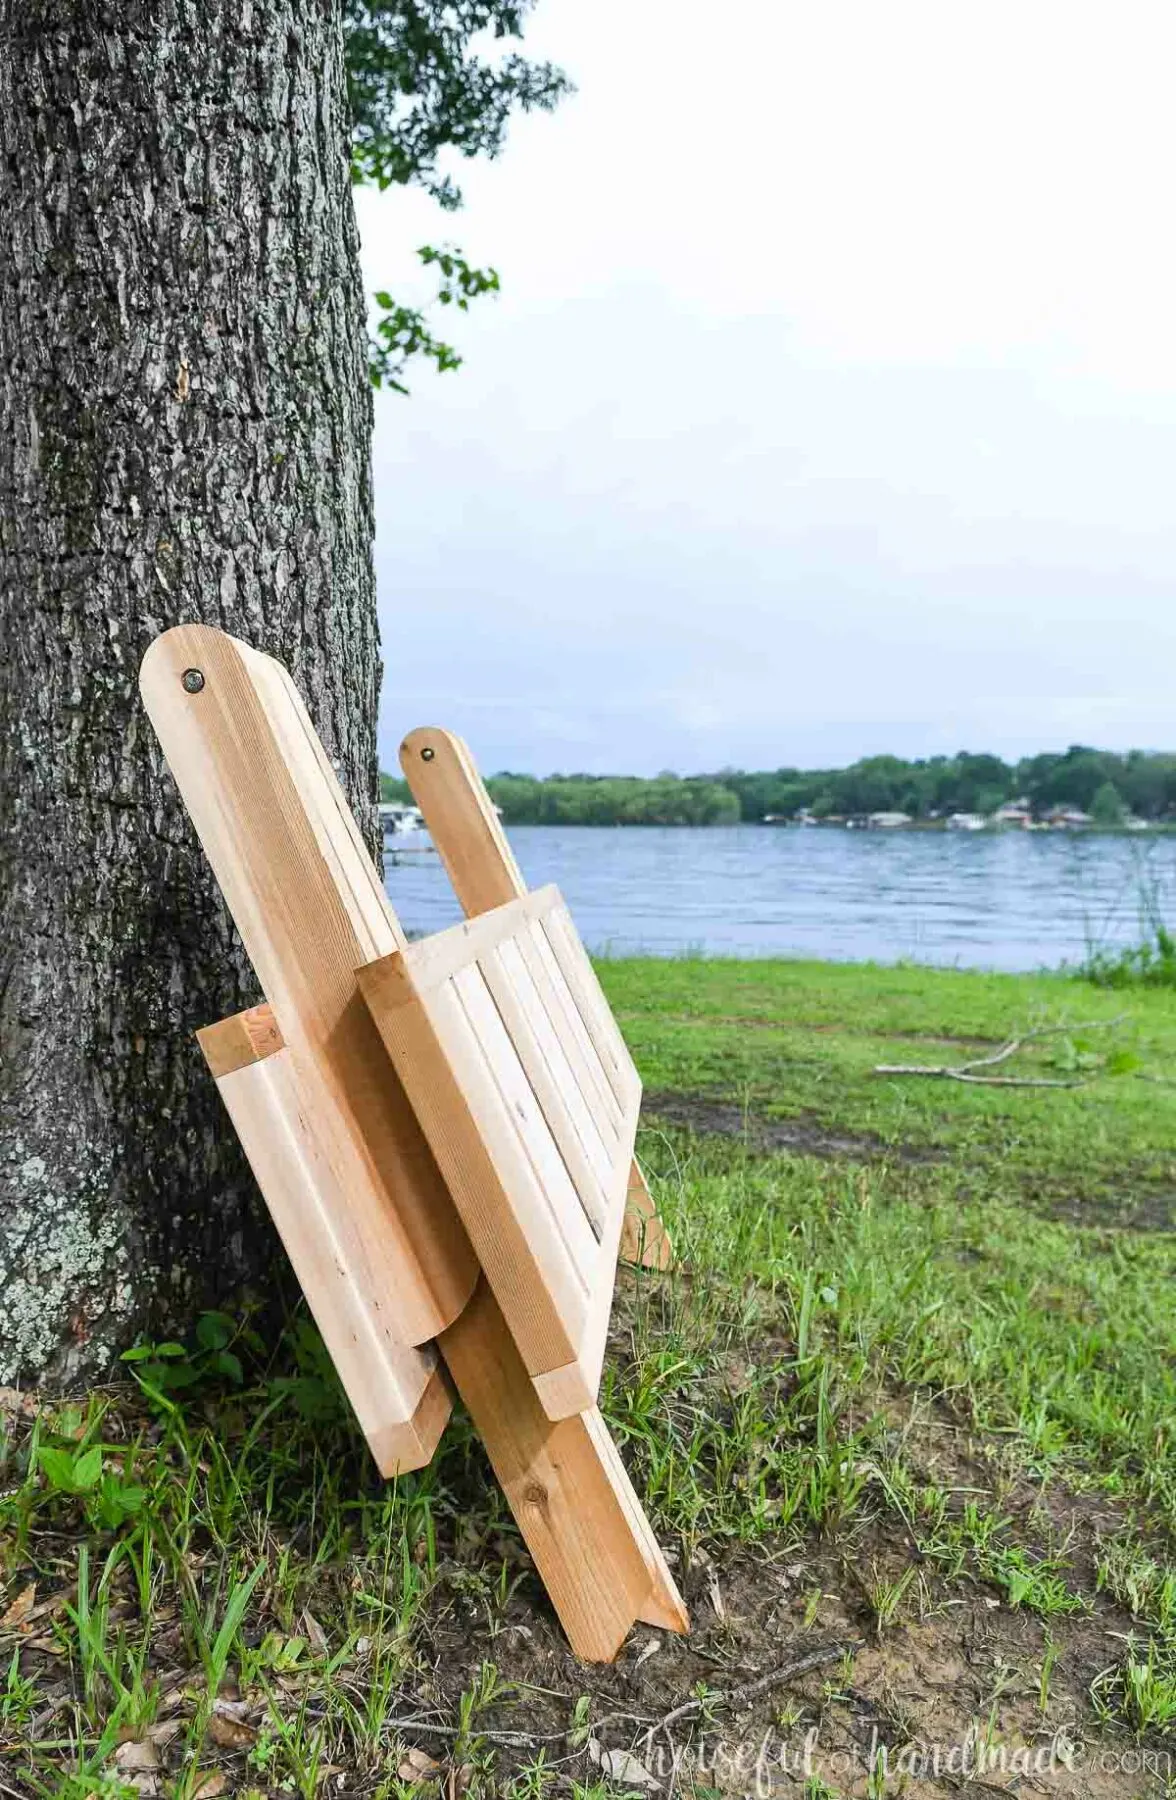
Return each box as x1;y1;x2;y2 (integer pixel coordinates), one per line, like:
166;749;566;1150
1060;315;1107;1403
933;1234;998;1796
440;1279;688;1660
400;727;527;917
198;1002;284;1078
359;887;638;1418
200;1013;450;1474
140;624;478;1349
619;1159;673;1271
400;726;673;1272
142;630;686;1659
357;951;585;1376
480;938;614;1226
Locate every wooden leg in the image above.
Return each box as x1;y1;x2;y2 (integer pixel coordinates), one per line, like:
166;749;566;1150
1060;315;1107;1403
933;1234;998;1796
620;1158;673;1271
440;1279;687;1660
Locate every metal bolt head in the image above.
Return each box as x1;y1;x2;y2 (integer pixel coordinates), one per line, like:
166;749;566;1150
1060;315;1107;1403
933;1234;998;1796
420;745;435;761
181;668;205;694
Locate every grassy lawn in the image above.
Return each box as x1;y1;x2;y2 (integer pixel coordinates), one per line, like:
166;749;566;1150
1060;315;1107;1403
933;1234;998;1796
2;960;1176;1797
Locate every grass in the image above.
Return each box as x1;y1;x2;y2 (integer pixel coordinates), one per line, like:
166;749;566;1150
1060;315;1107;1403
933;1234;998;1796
1082;923;1176;990
2;957;1176;1796
1079;869;1176;989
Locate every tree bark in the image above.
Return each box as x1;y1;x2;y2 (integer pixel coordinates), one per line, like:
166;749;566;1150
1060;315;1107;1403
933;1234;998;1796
0;0;378;1382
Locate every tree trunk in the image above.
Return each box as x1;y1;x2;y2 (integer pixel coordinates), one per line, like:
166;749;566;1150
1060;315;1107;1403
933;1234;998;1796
0;0;378;1383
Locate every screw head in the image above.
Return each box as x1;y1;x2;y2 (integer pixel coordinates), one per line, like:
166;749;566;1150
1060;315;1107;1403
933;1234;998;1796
420;745;435;761
181;668;205;694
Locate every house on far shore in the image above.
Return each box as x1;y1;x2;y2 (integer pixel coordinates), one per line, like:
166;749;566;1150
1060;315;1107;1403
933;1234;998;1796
867;810;913;829
946;812;986;831
378;801;426;834
1045;805;1093;829
991;798;1034;827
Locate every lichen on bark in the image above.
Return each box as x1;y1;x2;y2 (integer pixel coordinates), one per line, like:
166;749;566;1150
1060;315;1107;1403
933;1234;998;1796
0;0;379;1382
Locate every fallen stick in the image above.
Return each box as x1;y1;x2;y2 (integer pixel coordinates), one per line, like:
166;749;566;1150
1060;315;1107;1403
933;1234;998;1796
874;1066;1084;1088
875;1015;1126;1088
647;1639;860;1738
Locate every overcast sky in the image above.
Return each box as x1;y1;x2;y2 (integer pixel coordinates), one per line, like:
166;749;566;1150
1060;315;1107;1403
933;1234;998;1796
356;0;1176;778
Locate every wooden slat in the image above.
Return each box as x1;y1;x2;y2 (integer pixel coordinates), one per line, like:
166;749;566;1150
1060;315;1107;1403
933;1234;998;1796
516;921;624;1142
250;651;402;957
400;727;527;916
481;940;614;1230
531;1159;629;1418
200;1019;449;1476
581;1407;690;1632
140;624;478;1346
450;962;600;1257
392;886;562;997
440;1279;687;1660
541;906;642;1119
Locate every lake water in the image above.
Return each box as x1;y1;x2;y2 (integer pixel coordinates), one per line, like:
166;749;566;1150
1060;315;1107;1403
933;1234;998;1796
384;825;1176;972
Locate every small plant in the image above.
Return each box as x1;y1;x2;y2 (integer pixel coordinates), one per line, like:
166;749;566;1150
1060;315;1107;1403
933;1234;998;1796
510;1750;559;1800
37;1441;147;1534
61;1544;159;1735
1081;923;1176;989
0;1645;40;1732
1097;1540;1176;1633
192;1561;266;1695
27;1722;139;1800
861;1562;916;1637
246;1694;328;1800
1039;1633;1061;1713
1093;1638;1176;1732
1078;867;1176;989
121;1310;253;1405
38;1443;103;1497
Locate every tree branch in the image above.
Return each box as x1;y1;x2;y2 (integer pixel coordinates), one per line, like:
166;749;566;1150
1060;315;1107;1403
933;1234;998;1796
874;1016;1127;1088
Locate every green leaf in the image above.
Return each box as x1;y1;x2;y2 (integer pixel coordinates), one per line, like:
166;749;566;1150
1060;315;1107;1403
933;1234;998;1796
196;1312;234;1352
72;1446;104;1492
158;1364;201;1390
91;1475;147;1529
38;1446;79;1493
267;1632;307;1670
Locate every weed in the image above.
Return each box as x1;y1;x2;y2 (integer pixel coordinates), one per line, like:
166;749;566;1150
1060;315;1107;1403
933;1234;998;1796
1093;1639;1176;1732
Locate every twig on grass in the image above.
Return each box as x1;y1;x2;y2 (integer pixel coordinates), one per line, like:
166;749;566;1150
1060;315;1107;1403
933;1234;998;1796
647;1639;860;1738
874;1016;1126;1089
874;1066;1083;1088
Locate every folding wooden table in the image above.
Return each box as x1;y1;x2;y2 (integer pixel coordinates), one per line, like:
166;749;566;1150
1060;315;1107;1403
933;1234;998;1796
140;624;686;1661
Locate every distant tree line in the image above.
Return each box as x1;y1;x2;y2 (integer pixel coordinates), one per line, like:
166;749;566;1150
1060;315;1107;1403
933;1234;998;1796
380;745;1176;826
380;769;741;825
